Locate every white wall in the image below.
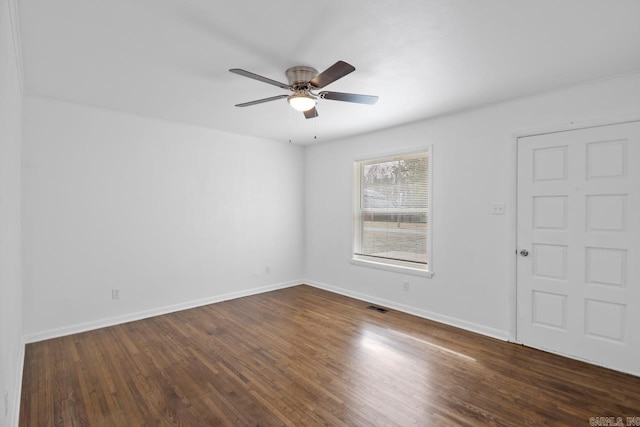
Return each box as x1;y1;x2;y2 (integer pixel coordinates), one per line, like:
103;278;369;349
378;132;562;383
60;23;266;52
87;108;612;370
13;57;640;424
22;97;305;340
0;0;23;425
304;73;640;340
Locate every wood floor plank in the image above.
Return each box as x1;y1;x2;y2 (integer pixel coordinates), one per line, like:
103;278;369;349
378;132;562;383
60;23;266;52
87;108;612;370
20;285;640;426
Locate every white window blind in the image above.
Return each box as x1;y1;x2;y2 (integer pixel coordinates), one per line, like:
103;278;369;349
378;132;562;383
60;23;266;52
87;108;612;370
353;151;430;271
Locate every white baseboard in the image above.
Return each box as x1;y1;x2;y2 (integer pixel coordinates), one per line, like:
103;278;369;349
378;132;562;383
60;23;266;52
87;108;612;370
9;339;25;427
24;281;300;343
23;278;509;345
304;279;510;342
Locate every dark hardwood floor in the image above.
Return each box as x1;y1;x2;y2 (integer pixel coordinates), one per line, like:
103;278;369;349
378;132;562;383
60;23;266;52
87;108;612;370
20;285;640;426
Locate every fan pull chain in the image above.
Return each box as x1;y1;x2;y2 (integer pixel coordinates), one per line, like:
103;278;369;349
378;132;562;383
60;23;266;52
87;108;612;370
313;116;317;141
288;105;294;143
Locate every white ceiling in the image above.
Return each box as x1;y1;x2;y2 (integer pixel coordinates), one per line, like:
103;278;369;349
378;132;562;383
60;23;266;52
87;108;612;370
18;0;640;144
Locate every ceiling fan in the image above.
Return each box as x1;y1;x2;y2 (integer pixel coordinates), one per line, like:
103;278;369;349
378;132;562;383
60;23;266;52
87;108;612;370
229;61;378;119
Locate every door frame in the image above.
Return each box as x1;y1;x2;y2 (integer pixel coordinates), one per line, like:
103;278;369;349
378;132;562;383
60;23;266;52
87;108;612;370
510;114;640;344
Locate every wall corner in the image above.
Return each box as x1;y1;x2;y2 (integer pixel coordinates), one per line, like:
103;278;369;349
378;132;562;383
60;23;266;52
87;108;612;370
7;0;25;95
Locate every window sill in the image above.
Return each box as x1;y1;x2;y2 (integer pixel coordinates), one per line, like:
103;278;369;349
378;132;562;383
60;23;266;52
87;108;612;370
350;257;434;278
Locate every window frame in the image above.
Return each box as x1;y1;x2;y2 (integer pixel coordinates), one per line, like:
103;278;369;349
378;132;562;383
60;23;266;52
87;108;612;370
351;147;433;278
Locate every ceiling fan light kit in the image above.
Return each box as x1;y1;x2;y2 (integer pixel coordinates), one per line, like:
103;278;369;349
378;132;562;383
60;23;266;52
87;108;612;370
288;92;317;112
229;60;378;119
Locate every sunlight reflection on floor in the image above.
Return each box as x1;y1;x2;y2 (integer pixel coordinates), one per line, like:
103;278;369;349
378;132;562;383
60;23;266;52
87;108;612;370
386;328;477;362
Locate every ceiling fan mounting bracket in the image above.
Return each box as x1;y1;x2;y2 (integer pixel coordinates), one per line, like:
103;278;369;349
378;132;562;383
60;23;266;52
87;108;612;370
285;66;318;89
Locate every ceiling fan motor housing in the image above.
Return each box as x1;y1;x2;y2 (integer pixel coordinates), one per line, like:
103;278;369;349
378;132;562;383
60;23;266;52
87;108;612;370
285;66;318;89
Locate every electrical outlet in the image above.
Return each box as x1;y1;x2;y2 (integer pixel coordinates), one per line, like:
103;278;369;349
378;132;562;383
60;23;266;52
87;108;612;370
490;202;506;215
112;289;120;299
403;281;410;292
265;266;270;274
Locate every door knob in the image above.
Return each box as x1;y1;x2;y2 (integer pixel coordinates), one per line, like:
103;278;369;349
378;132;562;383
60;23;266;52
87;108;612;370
520;249;529;257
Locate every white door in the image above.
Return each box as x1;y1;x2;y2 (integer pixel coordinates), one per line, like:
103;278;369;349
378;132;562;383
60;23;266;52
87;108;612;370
517;121;640;375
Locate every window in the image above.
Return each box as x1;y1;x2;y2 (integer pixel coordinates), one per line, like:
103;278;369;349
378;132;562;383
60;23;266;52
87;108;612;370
352;149;432;276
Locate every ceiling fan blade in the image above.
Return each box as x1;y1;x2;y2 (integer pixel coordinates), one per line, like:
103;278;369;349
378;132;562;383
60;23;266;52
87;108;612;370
320;91;379;104
229;69;290;90
303;107;318;119
309;61;355;89
235;94;288;107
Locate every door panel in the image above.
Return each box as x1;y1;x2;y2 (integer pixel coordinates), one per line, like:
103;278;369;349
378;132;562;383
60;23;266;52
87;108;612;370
517;121;640;375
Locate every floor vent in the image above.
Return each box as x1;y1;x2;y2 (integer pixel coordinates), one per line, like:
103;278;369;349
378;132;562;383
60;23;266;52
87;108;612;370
366;305;389;313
